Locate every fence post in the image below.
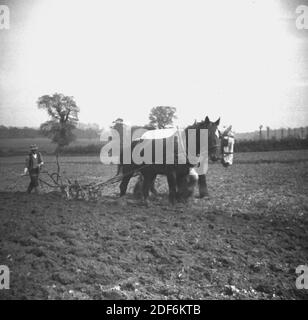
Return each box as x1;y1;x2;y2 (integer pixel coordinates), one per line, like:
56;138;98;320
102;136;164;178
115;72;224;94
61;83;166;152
266;127;270;140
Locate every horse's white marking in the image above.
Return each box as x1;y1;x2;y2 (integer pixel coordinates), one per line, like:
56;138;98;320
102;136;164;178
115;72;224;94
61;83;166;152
222;136;235;165
215;128;220;138
189;168;199;179
137;128;177;140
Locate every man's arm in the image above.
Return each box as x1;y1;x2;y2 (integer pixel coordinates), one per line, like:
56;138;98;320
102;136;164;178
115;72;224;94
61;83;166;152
38;152;44;168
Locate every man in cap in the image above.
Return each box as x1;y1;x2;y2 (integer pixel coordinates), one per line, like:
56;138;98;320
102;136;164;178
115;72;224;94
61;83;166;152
23;144;44;194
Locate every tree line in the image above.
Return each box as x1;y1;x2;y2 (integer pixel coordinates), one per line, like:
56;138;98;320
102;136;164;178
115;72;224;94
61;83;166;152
0;125;100;139
0;92;307;155
234;136;308;153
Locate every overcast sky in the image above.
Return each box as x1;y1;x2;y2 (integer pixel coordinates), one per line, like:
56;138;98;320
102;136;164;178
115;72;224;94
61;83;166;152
0;0;307;132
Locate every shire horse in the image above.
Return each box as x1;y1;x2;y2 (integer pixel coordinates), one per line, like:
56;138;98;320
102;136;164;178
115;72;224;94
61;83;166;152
117;116;221;203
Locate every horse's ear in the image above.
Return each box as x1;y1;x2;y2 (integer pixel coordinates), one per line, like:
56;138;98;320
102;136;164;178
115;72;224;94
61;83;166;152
223;125;232;135
214;118;220;126
204;116;210;126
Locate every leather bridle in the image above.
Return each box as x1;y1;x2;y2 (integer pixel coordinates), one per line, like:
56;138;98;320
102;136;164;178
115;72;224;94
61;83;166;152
219;129;234;157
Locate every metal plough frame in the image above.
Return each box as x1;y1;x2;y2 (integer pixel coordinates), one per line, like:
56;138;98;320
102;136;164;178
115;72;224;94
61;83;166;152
38;170;125;200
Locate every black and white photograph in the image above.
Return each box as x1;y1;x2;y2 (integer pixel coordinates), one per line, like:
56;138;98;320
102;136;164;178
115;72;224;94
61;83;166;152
0;0;307;302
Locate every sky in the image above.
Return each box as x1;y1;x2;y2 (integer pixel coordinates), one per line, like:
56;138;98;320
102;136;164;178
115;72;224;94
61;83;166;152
0;0;307;132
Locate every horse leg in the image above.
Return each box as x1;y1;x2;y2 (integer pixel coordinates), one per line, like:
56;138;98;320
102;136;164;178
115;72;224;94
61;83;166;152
175;173;185;200
133;174;144;198
134;174;157;199
198;174;209;198
120;173;133;196
149;174;158;196
175;171;197;201
167;171;177;204
142;173;154;201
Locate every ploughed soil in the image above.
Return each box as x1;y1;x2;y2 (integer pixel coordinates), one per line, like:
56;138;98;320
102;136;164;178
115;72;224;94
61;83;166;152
0;152;307;299
0;191;307;300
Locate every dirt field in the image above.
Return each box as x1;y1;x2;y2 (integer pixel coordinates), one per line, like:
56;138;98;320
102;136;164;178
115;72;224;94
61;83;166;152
0;150;307;300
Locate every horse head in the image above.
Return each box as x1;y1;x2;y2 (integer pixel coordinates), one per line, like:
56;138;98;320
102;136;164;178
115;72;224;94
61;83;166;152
185;116;221;163
219;125;235;167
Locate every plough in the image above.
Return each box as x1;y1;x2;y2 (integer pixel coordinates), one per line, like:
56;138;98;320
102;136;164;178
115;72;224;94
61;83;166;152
7;170;129;201
38;170;125;200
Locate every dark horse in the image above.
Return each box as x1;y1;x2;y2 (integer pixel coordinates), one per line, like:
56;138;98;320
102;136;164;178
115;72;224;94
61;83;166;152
133;120;235;199
117;116;221;203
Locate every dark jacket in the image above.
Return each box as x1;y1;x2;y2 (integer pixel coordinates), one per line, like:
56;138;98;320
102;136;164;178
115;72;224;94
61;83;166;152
25;152;43;171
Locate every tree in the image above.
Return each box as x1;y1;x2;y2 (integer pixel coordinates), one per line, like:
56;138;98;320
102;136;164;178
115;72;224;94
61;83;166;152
148;106;177;129
38;93;80;177
113;118;124;125
111;118;125;140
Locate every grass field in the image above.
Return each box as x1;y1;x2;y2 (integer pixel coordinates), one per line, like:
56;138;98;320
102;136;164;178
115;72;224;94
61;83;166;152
0;150;307;299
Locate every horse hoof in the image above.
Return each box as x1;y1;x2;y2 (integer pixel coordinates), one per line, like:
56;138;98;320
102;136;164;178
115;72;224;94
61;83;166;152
199;193;209;199
168;198;176;205
142;199;150;207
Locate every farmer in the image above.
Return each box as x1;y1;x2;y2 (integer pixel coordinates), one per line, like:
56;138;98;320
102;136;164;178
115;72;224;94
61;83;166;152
22;144;44;194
